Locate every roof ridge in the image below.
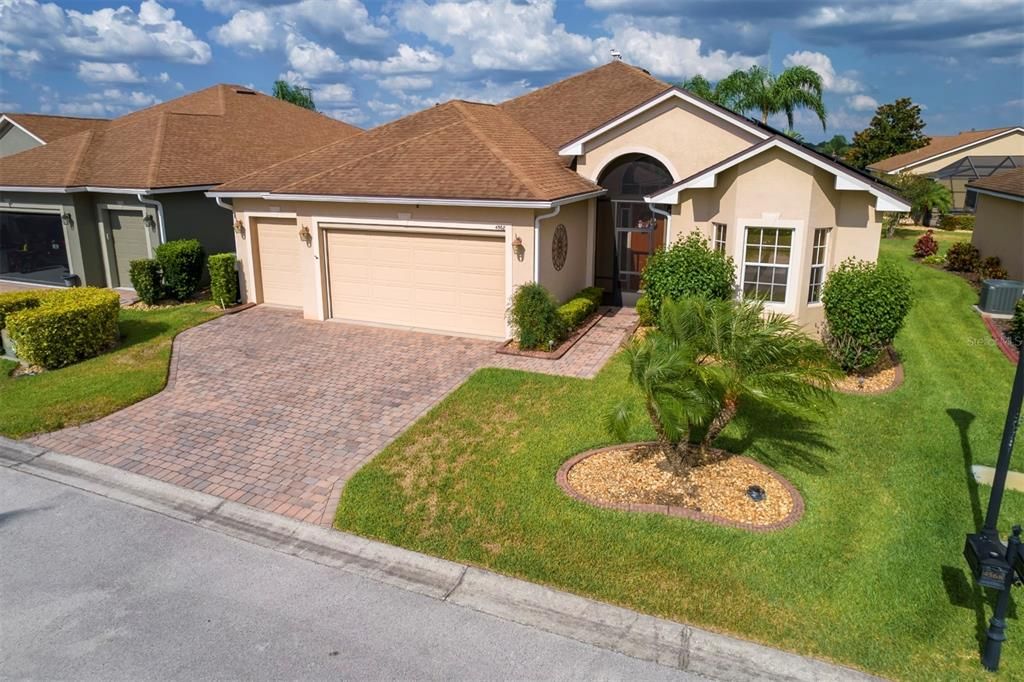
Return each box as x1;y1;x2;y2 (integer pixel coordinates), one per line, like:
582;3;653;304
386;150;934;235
450;101;548;198
274;104;469;193
499;61;668;108
62;130;94;186
6;112;110;122
146;112;168;188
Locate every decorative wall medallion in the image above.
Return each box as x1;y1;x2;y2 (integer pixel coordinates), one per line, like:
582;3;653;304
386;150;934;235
552;224;568;271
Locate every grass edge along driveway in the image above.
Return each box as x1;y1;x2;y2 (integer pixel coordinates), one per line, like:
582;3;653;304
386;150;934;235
336;229;1023;681
0;302;220;439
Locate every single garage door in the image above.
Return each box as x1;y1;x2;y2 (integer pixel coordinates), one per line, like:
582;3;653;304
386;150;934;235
325;228;505;338
255;217;303;308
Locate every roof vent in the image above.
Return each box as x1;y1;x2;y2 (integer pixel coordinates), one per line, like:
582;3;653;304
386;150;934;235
610;48;622;61
235;88;257;95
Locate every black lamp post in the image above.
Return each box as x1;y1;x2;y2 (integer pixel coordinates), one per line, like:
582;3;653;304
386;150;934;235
964;351;1024;672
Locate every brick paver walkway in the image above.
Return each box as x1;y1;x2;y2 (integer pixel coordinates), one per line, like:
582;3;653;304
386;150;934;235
31;306;637;526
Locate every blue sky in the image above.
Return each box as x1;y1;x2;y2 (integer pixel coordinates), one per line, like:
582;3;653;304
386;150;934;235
1;0;1022;142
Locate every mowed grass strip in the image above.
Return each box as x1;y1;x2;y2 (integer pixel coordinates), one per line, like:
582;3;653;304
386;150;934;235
0;302;219;438
337;229;1022;681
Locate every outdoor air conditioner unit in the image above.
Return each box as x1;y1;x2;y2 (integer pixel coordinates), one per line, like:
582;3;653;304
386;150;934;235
978;279;1024;315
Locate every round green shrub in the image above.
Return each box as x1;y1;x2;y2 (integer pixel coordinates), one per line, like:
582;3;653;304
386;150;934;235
508;282;566;350
208;253;239;309
821;259;913;372
641;232;735;323
155;239;205;301
6;288;120;369
129;258;163;305
944;241;980;273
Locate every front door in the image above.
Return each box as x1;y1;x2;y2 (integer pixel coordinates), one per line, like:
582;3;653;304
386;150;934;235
612;201;665;306
108;210;150;287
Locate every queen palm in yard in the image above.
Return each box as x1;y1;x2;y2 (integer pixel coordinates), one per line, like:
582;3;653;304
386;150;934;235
715;65;828;131
609;297;838;473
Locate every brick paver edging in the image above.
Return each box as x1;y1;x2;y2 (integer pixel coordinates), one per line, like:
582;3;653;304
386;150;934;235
555;443;805;533
496;311;604;360
982;314;1020;364
833;348;905;396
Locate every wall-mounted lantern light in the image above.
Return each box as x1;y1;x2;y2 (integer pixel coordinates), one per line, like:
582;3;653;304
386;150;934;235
298;225;312;245
511;234;525;261
61;212;74;229
233;219;245;237
143;214;156;230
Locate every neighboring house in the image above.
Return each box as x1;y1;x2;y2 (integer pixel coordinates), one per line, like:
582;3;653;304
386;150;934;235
0;86;359;288
0;113;108;158
968;168;1024;281
209;60;909;339
868;126;1024;211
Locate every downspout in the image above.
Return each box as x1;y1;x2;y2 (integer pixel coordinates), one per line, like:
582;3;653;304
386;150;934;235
648;203;672;247
214;196;233;214
533;204;561;283
137;193;166;246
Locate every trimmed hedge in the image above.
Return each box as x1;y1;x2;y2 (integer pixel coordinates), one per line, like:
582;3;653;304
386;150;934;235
6;287;120;369
641;232;735;323
507;282;566;350
155;239;204;301
129;258;163;305
635;295;655;326
557;286;603;329
821;258;913;372
208;253;239;309
0;291;43;329
938;214;975;231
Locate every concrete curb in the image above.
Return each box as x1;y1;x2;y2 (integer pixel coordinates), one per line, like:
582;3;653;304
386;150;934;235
0;438;880;681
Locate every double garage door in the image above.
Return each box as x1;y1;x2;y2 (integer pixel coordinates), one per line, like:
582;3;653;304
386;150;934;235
255;218;506;338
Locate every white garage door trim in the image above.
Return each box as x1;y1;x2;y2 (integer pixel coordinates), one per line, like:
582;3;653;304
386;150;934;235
321;225;507;339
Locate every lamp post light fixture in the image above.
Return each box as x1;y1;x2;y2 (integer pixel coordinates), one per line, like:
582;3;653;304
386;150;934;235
964;351;1024;672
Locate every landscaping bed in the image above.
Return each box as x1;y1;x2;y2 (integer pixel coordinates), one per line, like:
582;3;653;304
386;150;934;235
336;227;1024;680
834;348;903;395
497;310;602;359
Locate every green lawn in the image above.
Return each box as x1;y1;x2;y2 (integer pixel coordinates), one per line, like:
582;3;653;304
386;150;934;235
336;228;1024;680
0;303;219;438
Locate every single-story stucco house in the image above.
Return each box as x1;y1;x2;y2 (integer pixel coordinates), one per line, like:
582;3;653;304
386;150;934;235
869;126;1024;212
968;168;1024;281
0;87;359;289
209;60;909;339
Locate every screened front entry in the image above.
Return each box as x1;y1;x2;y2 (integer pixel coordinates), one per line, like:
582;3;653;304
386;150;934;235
595;154;673;305
0;212;70;285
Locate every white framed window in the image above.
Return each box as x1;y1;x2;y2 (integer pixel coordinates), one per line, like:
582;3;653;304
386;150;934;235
742;227;792;304
712;222;727;253
807;227;831;304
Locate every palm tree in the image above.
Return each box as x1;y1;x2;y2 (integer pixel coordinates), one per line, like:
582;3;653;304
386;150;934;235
679;75;719;103
609;297;838;472
715;65;827;131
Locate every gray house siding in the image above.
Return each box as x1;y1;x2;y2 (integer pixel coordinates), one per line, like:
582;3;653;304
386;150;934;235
0;124;42;158
161;190;234;256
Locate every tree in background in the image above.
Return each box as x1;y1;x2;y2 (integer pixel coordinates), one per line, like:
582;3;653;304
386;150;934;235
884;172;952;229
272;81;316;111
679;75;720;103
845;98;929;169
815;134;850;158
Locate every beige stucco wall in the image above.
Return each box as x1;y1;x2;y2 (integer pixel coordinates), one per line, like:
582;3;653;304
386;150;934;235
229;198;539;335
898;130;1024;176
667;148;881;328
972;193;1024;280
574;98;762;184
537;198;591;303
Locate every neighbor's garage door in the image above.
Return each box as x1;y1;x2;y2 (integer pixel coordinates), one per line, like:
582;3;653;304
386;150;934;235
324;228;505;338
255;217;303;308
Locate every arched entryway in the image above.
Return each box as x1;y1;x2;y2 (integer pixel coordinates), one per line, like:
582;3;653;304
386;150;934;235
594;154;674;305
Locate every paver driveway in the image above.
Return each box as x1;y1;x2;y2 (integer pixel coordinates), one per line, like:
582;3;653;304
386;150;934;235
33;308;497;526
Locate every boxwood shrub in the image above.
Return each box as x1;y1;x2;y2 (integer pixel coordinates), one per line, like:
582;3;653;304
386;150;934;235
0;291;43;329
641;232;735;323
155;239;204;301
208;253;239;309
6;287;120;369
129;258;163;304
821;259;913;372
557;286;603;330
508;282;566;350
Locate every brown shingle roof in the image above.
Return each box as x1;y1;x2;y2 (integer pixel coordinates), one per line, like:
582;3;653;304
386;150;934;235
0;85;360;190
968;167;1024;198
499;60;669;150
216;99;600;202
868;126;1022;172
2;113;108;142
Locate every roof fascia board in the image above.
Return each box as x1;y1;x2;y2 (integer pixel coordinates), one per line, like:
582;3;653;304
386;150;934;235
0;115;46;145
1;184;217;195
881;127;1024;173
968;187;1024;204
207;189;606;209
645;138;912;211
558;88;770;156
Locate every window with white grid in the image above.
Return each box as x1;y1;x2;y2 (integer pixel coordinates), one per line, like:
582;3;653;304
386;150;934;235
712;223;727;253
742;227;792;303
807;228;830;303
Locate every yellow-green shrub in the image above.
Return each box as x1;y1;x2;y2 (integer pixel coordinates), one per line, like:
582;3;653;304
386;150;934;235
557;286;604;329
6;288;120;368
0;291;44;328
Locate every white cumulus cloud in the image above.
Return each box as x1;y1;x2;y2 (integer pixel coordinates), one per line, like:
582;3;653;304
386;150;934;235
77;61;146;83
847;94;879;111
783;51;861;93
314;83;355;104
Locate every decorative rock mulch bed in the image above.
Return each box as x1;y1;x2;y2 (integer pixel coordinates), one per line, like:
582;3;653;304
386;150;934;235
834;348;904;395
497;311;603;359
557;443;804;532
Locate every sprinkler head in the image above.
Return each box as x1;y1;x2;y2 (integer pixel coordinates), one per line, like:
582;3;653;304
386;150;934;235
746;485;766;502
